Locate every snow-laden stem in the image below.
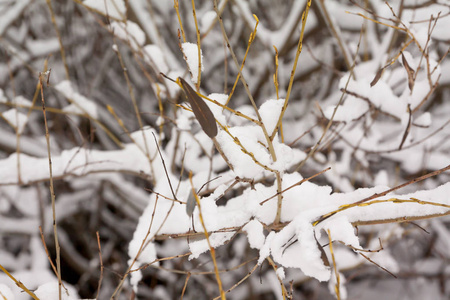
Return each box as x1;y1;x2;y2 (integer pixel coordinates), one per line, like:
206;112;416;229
0;263;39;299
327;230;341;300
189;173;226;300
214;0;283;224
213;1;276;161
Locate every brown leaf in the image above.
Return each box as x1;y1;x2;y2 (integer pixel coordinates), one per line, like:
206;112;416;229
401;52;415;91
370;67;384;87
179;77;218;138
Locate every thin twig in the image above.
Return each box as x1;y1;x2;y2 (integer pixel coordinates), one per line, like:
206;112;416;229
39;71;63;300
266;257;289;299
189;172;226;299
224;15;259;107
95;231;104;300
46;0;69;80
213;263;259;300
213;0;277;162
271;0;312;141
113;36;156;184
39;227;58;278
359;252;397;278
327;230;341;300
191;0;202;89
295;24;365;172
180;273;191;300
260;167;331;205
0;264;39;300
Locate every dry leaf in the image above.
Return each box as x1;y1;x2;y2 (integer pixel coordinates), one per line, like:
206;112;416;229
401;52;415;91
179;77;218;138
370;67;384;87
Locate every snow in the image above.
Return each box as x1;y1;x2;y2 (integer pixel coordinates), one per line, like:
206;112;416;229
271;140;305;172
328;272;347;300
232;0;318;49
374;170;389;187
83;0;125;20
1;109;27;133
271;217;331;281
13;95;32;106
143;45;169;74
414;112;432;127
200;10;217;32
243;219;266;249
0;89;6;102
324;95;369;122
0;238;80;300
34;282;78;300
276;267;285;280
0;284;14;300
110;21;146;50
182;42;204;84
212;121;304;178
188;232;235;260
321;216;360;249
0;127;167;185
333;248;362;270
117;122;446;282
206;93;228;125
161;70;184;99
258;231;275;265
55;80;99;119
402;4;450;41
405;80;432;108
215;127;268;178
0;0;31;36
25;38;60;57
259;99;284;134
339;73;407;120
175;111;191;131
431;219;450;252
1;185;39;217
